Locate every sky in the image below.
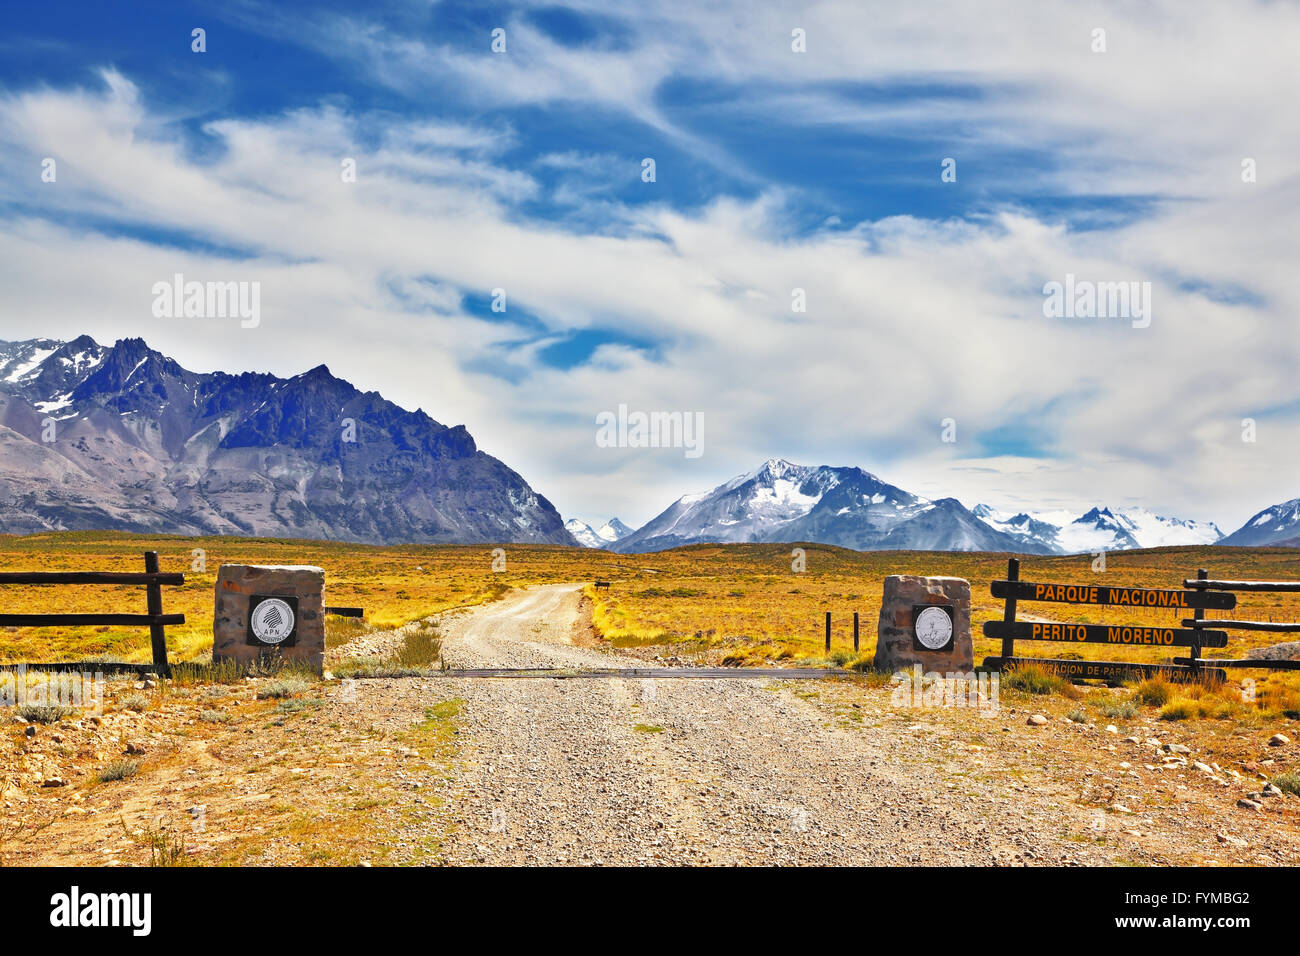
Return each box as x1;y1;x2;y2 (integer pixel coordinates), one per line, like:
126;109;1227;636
0;0;1297;532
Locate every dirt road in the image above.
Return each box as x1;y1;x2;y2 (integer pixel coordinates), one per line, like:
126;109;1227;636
418;585;1158;864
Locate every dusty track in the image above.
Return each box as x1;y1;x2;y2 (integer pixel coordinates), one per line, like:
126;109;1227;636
417;585;1212;864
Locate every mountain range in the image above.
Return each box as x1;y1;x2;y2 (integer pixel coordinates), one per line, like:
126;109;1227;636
972;504;1223;554
0;335;574;545
1;335;1296;555
610;459;1051;554
608;459;1240;555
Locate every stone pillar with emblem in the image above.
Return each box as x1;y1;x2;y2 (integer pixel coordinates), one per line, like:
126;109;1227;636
213;565;326;673
873;574;973;673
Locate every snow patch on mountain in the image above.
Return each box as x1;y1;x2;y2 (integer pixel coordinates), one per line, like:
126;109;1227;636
1221;498;1300;546
974;504;1223;553
565;517;634;549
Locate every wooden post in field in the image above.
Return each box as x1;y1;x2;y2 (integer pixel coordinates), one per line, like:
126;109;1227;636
143;551;169;673
1190;568;1207;676
1000;557;1019;664
853;611;860;652
825;611;831;653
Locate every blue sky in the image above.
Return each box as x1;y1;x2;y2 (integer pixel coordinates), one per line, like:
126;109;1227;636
1;1;1297;530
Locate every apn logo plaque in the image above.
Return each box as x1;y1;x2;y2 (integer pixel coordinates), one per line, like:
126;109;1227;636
247;595;298;647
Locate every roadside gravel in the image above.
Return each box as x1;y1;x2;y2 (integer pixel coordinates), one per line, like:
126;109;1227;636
407;585;1163;864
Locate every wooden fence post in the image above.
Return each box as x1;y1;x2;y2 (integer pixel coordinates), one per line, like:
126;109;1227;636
143;551;169;674
853;611;860;653
1000;557;1020;664
1189;568;1207;676
825;611;831;653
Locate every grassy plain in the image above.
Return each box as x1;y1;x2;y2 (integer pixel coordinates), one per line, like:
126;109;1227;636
3;532;1300;682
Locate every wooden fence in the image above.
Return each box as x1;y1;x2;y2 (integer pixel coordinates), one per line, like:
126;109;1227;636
1175;571;1300;672
982;558;1232;682
0;551;184;674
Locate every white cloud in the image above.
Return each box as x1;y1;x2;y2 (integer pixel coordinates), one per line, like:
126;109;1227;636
2;3;1299;534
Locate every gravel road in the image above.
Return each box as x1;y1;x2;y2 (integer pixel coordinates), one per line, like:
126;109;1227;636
400;584;1131;865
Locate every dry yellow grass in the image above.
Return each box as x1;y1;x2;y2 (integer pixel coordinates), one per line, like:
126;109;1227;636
4;532;1300;695
0;531;604;663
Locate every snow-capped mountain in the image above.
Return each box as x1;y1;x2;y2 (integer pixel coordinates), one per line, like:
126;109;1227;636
565;517;634;548
612;459;1048;554
564;519;605;548
1220;498;1300;546
0;335;574;545
974;504;1223;553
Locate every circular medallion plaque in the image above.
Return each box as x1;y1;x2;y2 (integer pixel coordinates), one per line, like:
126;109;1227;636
914;605;954;650
250;597;295;645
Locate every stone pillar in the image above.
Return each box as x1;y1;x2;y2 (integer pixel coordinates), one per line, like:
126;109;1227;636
214;565;325;672
873;575;972;673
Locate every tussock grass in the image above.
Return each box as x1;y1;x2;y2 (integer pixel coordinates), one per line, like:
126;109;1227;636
1272;772;1300;797
325;615;368;649
276;697;321;713
1158;698;1197;721
17;703;74;724
1134;676;1175;707
1092;696;1138;719
256;676;311;700
335;620;444;677
120;693;148;712
332;659;439;678
171;656;319;687
98;759;139;782
1002;662;1082;699
198;709;230;723
395;621;441;668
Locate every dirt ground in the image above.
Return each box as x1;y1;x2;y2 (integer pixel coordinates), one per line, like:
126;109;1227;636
3;584;1297;866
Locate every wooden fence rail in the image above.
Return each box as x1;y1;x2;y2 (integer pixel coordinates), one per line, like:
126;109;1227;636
0;551;184;674
982;558;1231;682
1177;570;1300;671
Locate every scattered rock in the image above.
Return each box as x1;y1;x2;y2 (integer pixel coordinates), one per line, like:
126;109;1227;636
1268;733;1290;747
1216;832;1247;847
1237;798;1263;811
23;726;35;738
1105;725;1118;734
1027;714;1048;726
41;777;65;788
